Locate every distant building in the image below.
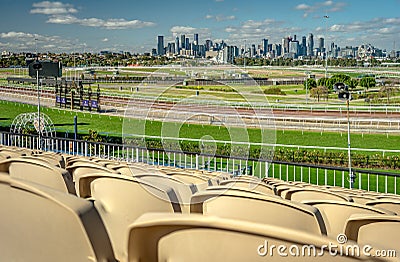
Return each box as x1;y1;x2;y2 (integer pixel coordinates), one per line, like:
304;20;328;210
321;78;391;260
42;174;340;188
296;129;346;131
262;39;268;57
157;35;164;56
307;33;314;57
181;35;186;49
175;37;180;55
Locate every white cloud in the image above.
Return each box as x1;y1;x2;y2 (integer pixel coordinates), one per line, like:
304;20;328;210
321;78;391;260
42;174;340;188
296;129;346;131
102;38;109;42
295;1;346;18
30;1;77;15
170;26;210;37
31;2;155;30
205;14;236;22
224;19;299;45
0;31;79;52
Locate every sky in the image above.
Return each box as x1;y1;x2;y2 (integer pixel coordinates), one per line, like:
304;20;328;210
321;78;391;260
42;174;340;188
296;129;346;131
0;0;399;54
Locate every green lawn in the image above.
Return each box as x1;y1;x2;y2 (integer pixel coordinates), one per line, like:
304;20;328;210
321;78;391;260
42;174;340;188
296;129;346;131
1;100;399;153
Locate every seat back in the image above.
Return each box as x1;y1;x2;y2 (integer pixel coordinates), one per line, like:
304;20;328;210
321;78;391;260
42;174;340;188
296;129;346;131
128;213;376;262
0;176;116;262
284;188;352;202
91;176;178;261
219;180;276;195
366;200;400;215
0;158;75;194
191;190;327;235
344;215;400;251
304;200;393;237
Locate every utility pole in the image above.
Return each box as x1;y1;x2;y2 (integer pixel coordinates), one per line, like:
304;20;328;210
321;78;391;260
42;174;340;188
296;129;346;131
323;15;329;78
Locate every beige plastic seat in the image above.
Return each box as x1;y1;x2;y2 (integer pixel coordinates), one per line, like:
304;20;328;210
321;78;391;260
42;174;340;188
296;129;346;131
167;172;210;191
366;199;400;215
32;153;66;168
134;173;196;213
128;213;379;262
0;158;75;194
284;188;353;202
344;214;400;251
191;190;327;235
347;194;376;205
90;176;180;261
66;162;119;182
303;200;394;237
0;176;116;262
114;164;165;176
219;180;276;195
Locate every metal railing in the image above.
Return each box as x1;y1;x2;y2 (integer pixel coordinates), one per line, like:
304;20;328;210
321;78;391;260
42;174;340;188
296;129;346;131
1;131;399;194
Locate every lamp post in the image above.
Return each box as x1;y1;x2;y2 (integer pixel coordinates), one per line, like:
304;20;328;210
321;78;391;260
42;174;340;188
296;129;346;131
33;60;43;150
335;83;355;189
323;15;329;78
305;71;311;104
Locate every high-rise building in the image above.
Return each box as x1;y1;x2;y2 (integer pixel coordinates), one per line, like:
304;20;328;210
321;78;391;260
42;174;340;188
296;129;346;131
282;37;291;56
318;37;325;52
289;41;299;58
194;34;199;45
181;34;186;49
307;33;314;57
157;35;164;56
301;36;307;56
262;38;269;56
175;36;180;54
205;40;213;51
185;38;190;50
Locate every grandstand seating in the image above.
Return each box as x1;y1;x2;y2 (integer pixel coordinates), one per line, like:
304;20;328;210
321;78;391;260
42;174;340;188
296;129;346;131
0;144;397;261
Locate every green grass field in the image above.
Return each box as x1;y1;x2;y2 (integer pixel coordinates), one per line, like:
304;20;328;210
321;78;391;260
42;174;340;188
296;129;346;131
1;100;399;153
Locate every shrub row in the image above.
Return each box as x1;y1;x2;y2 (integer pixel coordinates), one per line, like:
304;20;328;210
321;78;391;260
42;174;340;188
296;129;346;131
123;138;400;170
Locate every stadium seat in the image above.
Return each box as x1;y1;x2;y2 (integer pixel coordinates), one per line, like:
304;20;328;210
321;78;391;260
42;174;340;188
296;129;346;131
283;188;353;202
0;176;116;262
344;214;400;251
66;162;119;182
303;200;394;237
166;172;211;191
191;190;327;235
219;179;276;195
347;194;376;205
365;199;400;215
0;158;75;194
90;176;180;261
133;173;197;213
127;213;377;262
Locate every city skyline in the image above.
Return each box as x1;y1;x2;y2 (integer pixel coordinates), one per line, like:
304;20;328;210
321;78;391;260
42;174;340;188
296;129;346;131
1;0;399;54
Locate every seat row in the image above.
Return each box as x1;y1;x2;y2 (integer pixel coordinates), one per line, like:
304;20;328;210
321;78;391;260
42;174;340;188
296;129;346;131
1;145;399;261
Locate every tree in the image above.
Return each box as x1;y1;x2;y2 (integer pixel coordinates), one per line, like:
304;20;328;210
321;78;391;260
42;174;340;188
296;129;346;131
304;78;317;90
380;86;397;104
347;79;359;89
310;86;329;102
360;77;376;90
317;77;328;87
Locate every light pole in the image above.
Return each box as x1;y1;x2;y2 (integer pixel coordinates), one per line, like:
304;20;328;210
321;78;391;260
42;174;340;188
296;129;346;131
323;15;329;78
33;60;43;150
335;83;355;189
305;71;311;104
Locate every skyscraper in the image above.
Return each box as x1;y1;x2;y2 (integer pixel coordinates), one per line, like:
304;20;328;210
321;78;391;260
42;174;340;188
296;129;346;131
181;34;186;49
307;33;314;57
194;33;199;45
175;36;180;54
318;37;325;52
262;38;269;57
157;35;164;56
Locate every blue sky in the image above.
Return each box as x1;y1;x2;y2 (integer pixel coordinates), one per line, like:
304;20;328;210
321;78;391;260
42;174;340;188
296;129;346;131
0;0;399;53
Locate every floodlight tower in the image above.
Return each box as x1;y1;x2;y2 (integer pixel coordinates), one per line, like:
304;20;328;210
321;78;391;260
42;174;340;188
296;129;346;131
33;60;43;150
335;83;356;189
323;15;329;78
